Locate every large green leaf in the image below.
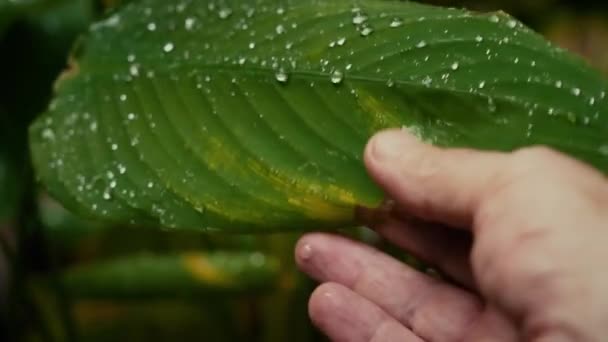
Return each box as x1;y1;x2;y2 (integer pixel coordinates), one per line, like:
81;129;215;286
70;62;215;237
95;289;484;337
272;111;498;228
29;0;608;232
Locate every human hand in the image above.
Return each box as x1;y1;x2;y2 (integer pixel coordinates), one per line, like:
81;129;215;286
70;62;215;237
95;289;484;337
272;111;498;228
295;129;608;341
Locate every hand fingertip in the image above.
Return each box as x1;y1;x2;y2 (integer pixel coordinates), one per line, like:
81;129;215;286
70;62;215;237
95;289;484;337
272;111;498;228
365;128;420;166
295;237;314;264
308;283;344;325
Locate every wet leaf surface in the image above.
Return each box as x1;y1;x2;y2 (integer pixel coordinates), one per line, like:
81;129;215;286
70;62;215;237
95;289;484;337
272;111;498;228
30;0;608;232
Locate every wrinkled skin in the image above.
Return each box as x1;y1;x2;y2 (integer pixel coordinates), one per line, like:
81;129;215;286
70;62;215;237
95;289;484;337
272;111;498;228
296;129;608;342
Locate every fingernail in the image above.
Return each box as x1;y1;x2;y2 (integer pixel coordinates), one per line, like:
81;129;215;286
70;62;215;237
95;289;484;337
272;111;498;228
370;130;413;162
297;242;314;261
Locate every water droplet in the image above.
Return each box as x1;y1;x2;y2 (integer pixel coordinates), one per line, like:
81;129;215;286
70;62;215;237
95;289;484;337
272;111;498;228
478;81;486;89
275;69;288;83
421;76;432;86
41;128;55;140
571;88;581;96
555;80;562;88
345;63;353;71
450;62;459;70
147;181;154;188
276;7;285;15
127;54;136;62
119;94;127;102
416;40;427;48
475;35;483;42
386;79;394;87
109;180;117;189
330;70;343;84
489;15;500;23
163;42;174;53
507;19;517;28
589;97;596;105
599;145;608;156
337;37;346;46
353;13;367;25
275;24;285;34
127;113;136;120
147;22;156;31
103;191;111;200
248;42;256;49
111;143;118;151
185;17;196;30
129;64;139;77
90;121;98;132
118;164;127;174
218;7;232;19
390;18;403;28
360;26;373;36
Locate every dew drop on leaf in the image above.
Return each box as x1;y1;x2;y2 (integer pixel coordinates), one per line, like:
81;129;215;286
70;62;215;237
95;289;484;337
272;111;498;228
421;76;432;86
185;17;196;30
41;128;55;140
275;24;285;35
129;64;139;76
360;26;373;36
163;42;174;53
218;7;232;19
147;22;156;31
451;62;459;70
352;12;368;25
571;88;581;96
416;40;427;48
330;70;344;84
275;69;288;83
389;18;403;28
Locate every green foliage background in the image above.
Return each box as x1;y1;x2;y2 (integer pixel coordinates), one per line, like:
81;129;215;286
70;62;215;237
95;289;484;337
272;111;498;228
1;0;607;341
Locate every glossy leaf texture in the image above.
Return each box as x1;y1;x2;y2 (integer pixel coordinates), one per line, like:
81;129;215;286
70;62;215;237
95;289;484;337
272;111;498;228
29;0;608;232
58;252;280;298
